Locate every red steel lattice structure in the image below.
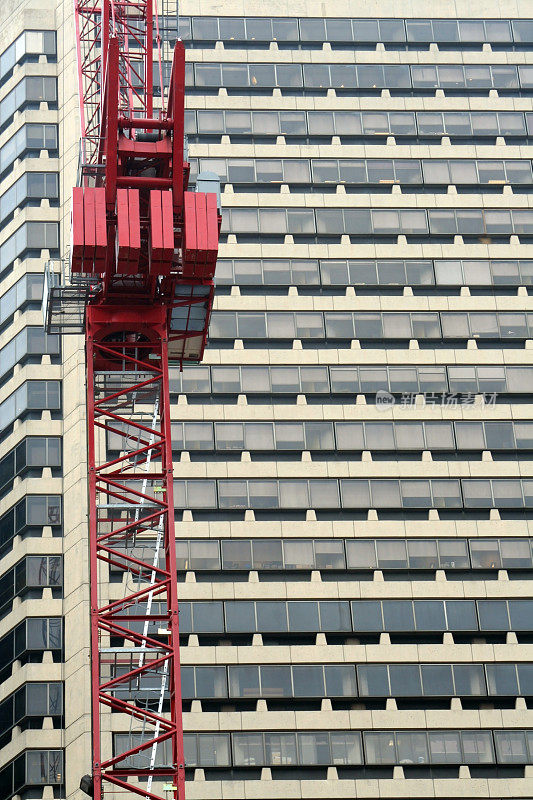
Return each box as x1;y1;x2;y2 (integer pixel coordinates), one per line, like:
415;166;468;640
70;0;220;798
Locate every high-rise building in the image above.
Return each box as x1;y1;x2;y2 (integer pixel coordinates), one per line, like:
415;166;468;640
2;1;533;799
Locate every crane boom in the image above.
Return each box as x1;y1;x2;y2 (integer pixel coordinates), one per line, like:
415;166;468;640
49;1;221;798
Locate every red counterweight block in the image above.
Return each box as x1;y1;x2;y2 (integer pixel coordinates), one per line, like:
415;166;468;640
71;186;107;274
116;188;141;274
182;191;219;280
149;189;174;276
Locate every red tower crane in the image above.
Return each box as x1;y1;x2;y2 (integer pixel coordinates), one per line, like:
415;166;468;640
44;2;219;799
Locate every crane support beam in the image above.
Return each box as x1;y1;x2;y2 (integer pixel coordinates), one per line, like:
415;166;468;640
87;306;185;800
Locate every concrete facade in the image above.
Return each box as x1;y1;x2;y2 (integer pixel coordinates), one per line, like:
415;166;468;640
1;1;533;799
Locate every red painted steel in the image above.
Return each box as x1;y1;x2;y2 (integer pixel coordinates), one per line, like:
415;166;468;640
86;307;185;800
72;2;221;799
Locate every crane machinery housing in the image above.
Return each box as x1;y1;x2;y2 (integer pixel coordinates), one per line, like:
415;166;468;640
42;1;220;798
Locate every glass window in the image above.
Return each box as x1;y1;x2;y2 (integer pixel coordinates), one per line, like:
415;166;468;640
219;18;245;40
225;601;256;632
470;539;501;569
453;664;486;696
335;422;365;450
271;17;298;40
512;20;533;42
463;479;493;508
492;479;524;508
264;733;297;765
224;111;252;135
346;540;376;569
455;422;485;450
421;664;454;696
365;422;394;450
445;600;477;631
493;65;519;89
425;422;454;449
215;422;244;451
376;539;407;569
330;65;356;89
508;600;533;630
389;665;422;696
244;18;272;41
247;64;275;87
303;64;330;89
330;367;358;393
356;64;384;89
361;112;389;135
365;732;396;764
461;731;494;764
192;18;218;39
358;665;389;696
283;540;313;569
245;423;275;450
406;20;432;41
252;540;282;570
352;600;383;631
412;66;438;88
414;600;446;630
463;65;490;88
278;480;308;508
401;479;432;508
517;663;533;694
486;664;519;696
288;600;319;631
340;480;371;508
456;210;484;235
371;480;401;508
192;602;223;632
314;540;344;569
195;666;227;698
396;732;429;764
198;734;230;767
280;111;307;136
354;20;379;41
477;600;509;630
252;112;279;135
484;421;515;449
499;538;531;568
188;541;220;571
407;539;438;569
256;601;287;631
298;732;331;765
233;732;264;766
390;111;416;135
319;600;351;631
241;479;277;509
221;540;252;570
308;112;335;136
436;20;461;41
428;731;462;763
261;665;292;697
383;600;415;630
195;63;222;87
495;731;528;764
325;665;356;697
292;665;324;697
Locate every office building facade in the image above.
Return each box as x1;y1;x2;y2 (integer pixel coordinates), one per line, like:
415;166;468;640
2;1;533;799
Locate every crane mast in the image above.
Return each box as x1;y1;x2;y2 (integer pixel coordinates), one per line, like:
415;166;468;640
45;1;220;798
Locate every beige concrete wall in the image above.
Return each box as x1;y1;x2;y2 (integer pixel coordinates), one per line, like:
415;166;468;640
1;0;532;798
